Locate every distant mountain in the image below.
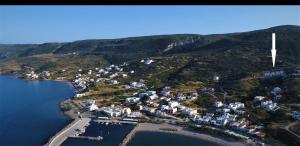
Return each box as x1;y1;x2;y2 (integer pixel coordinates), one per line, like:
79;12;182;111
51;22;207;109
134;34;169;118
0;25;299;82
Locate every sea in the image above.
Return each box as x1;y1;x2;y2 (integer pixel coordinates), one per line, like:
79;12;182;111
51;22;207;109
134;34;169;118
0;75;74;146
0;75;223;146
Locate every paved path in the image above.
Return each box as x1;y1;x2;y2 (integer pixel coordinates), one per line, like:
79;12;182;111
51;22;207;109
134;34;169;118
285;121;300;139
46;118;91;146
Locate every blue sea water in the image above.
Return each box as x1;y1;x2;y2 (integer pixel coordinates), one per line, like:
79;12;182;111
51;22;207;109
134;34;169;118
61;121;223;146
0;75;224;146
0;75;74;146
61;122;134;146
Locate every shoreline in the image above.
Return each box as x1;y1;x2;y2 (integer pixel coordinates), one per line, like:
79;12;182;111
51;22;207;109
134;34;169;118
0;74;248;146
0;74;79;146
122;123;247;146
0;74;77;118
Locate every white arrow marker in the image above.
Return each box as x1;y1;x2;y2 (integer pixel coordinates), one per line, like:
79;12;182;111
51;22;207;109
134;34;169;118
271;33;277;67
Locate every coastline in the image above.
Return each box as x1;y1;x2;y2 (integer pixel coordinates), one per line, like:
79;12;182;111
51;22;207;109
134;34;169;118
0;73;77;118
0;74;248;146
0;74;78;146
0;74;79;145
122;123;247;146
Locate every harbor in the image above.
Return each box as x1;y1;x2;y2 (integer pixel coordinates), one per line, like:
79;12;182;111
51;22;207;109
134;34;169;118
45;118;91;146
121;123;246;146
61;119;135;146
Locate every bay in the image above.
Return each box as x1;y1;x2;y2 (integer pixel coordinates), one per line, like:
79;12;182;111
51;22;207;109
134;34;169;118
0;75;74;146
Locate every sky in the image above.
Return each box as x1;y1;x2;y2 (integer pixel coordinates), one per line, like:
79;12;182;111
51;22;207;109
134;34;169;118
0;6;299;44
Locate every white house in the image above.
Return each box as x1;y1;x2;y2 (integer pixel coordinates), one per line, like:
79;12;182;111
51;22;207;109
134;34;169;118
42;71;51;77
169;101;180;108
222;108;231;113
292;111;300;120
155;110;167;117
142;107;156;114
125;97;140;104
182;108;197;117
261;100;279;111
75;93;86;98
273;95;283;101
149;94;159;100
228;102;245;111
110;80;118;85
263;71;285;78
214;101;224;108
147;90;156;94
169;107;177;114
131;82;145;88
254;96;266;101
144;59;154;65
85;99;96;106
176;94;187;102
271;87;282;95
98;69;105;73
177;105;186;111
122;108;132;115
201;87;215;93
161;90;171;96
161;105;170;111
223;113;238;122
127;111;143;118
189;92;198;100
109;73;118;79
215;116;228;126
89;104;99;111
101;107;122;117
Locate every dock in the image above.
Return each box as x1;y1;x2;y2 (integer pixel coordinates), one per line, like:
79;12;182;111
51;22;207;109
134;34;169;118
119;124;139;146
94;119;138;125
45;118;91;146
69;135;103;141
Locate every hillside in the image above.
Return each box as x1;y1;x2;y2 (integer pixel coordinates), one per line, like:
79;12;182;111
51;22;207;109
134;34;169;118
1;25;300;145
1;25;300;82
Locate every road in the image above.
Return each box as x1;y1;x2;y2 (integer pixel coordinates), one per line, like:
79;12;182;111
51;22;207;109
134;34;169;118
46;118;91;146
285;121;300;139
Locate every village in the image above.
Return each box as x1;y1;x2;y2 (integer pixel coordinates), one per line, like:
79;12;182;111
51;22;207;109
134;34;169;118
22;58;300;145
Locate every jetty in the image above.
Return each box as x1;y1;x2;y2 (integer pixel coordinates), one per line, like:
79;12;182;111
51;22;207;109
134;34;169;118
45;118;91;146
119;124;139;146
69;135;103;141
94;119;138;125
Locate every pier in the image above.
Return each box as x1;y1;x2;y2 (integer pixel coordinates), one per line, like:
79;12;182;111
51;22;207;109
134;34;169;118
94;119;138;125
69;135;103;141
119;124;139;146
45;118;91;146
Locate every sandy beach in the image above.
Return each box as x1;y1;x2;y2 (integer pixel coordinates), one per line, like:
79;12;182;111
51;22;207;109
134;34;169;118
121;123;247;146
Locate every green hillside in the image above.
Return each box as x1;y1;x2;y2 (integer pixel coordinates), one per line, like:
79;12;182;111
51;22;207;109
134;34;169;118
1;25;300;82
1;25;300;145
